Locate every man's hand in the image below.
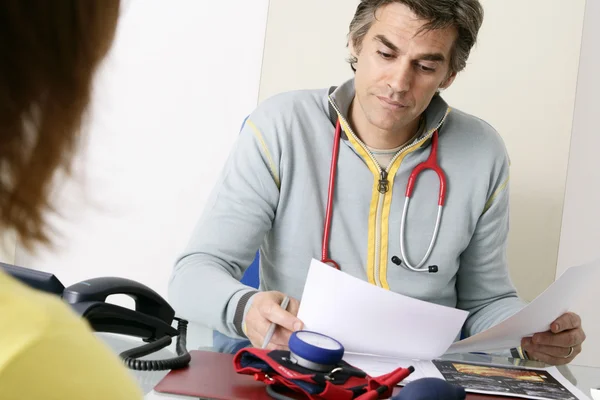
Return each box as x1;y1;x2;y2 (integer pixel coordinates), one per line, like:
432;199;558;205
243;291;303;350
521;312;586;365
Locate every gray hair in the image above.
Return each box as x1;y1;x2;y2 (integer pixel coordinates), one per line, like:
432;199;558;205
347;0;484;73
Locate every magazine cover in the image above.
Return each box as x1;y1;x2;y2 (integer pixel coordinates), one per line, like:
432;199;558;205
432;360;585;400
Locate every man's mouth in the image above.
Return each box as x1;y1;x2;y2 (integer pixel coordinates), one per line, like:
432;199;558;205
377;96;407;109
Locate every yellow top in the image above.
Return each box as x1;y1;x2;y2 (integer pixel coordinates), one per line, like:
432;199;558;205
0;271;142;400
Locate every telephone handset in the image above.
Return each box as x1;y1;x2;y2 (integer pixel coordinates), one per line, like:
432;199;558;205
1;263;190;371
63;277;191;371
63;277;178;340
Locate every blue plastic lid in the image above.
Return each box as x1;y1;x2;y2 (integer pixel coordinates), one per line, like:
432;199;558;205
288;331;344;367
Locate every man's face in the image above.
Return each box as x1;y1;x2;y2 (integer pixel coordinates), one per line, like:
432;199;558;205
350;3;458;134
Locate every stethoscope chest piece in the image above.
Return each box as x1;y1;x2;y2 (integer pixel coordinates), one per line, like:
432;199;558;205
288;331;344;372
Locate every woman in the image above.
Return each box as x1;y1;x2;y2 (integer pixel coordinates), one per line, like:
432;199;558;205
0;1;141;398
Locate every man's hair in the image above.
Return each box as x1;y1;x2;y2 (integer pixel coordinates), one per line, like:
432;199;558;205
347;0;484;73
0;1;120;250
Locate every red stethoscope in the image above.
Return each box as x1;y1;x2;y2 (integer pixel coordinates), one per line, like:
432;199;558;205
321;119;446;273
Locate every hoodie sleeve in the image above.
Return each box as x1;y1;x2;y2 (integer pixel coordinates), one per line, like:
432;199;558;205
456;152;527;339
168;115;281;338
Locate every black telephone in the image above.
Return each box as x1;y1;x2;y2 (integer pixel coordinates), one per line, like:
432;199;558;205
1;262;190;371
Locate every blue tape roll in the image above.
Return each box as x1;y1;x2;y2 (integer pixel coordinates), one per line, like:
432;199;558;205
289;331;344;367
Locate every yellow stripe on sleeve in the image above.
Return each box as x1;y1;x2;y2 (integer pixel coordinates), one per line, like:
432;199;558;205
246;120;280;189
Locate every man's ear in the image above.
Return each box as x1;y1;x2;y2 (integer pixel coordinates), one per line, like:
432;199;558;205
440;71;457;90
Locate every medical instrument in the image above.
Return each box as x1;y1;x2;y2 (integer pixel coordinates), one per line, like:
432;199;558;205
234;330;415;400
262;295;290;349
323;118;445;273
393;129;445;273
288;331;345;372
321;120;343;271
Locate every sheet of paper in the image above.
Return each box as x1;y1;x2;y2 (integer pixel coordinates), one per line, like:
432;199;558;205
297;259;468;360
342;353;442;384
447;261;600;354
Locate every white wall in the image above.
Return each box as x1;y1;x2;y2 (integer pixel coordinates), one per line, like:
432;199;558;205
15;0;269;301
556;0;600;368
258;0;355;101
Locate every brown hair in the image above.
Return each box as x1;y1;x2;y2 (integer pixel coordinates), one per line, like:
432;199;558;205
0;1;120;250
347;0;484;73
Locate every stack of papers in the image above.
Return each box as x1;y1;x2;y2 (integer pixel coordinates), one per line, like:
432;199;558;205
297;259;468;360
297;259;600;400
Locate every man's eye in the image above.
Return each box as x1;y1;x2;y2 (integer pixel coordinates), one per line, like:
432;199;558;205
418;64;436;72
377;51;393;59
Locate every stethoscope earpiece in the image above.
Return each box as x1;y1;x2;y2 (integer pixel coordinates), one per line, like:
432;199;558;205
391;255;438;273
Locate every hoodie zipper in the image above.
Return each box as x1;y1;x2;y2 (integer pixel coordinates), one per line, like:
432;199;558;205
328;96;450;287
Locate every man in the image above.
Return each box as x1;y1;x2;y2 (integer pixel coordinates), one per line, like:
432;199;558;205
169;0;585;365
0;1;141;398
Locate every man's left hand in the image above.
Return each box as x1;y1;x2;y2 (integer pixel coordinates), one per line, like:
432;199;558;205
521;312;586;365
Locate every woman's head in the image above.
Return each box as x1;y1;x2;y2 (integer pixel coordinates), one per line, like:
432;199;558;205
0;1;120;249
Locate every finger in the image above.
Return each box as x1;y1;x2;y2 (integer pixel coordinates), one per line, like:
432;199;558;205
527;351;569;366
246;310;296;347
269;328;294;348
286;297;301;318
523;342;578;359
525;346;581;366
261;299;303;332
245;318;275;348
531;328;585;348
550;312;581;333
249;324;293;349
265;341;289;351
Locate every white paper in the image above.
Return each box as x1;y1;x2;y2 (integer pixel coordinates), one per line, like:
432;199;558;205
542;367;592;400
447;261;600;354
297;259;468;360
342;353;443;384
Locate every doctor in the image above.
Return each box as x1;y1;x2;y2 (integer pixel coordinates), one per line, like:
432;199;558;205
170;0;586;365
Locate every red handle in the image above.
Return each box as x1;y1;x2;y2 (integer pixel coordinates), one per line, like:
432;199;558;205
355;366;414;399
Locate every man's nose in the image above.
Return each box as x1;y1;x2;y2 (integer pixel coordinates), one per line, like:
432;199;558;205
388;62;414;94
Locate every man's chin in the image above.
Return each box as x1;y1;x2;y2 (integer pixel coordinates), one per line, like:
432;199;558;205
368;117;406;133
371;110;412;126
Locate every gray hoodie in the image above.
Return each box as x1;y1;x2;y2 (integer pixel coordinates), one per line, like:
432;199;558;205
169;79;526;347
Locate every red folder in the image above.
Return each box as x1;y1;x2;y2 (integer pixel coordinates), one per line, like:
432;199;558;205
154;350;506;399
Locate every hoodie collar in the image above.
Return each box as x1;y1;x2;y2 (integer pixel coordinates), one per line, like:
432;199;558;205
328;78;450;140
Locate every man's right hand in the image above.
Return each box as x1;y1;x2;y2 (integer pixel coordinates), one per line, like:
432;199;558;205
243;291;303;350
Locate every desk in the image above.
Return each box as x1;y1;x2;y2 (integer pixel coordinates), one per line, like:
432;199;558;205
98;334;599;400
